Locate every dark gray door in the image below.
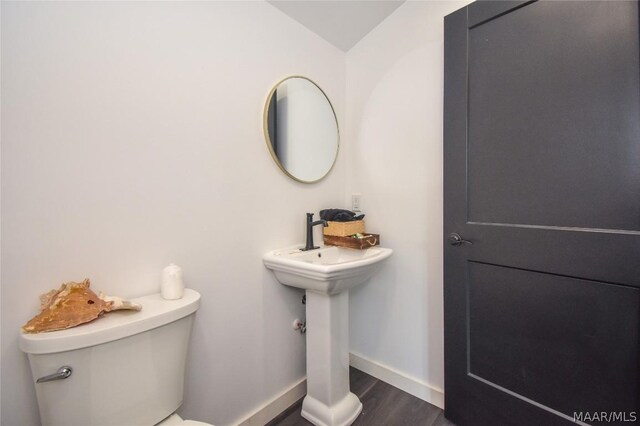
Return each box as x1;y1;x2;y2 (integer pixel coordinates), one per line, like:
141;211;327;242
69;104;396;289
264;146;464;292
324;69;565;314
444;1;640;425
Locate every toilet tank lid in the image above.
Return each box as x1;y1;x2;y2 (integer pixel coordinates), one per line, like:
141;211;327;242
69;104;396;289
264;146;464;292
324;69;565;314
19;289;201;355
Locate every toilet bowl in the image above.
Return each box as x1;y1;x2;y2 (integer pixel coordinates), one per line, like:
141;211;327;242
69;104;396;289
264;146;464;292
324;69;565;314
19;289;213;426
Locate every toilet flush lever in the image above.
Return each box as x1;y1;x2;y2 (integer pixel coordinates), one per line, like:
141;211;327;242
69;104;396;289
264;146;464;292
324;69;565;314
37;366;72;383
448;233;473;246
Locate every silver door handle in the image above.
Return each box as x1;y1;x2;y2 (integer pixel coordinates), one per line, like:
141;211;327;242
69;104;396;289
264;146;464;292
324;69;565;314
36;366;72;383
448;233;472;246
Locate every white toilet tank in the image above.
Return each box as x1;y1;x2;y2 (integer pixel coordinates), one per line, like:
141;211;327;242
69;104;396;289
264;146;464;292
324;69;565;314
19;288;201;426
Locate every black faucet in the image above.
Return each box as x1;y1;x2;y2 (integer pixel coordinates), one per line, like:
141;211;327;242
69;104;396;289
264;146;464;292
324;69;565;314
302;213;328;251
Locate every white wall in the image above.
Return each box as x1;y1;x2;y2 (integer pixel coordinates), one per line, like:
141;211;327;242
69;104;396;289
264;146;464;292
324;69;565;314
345;0;470;403
0;2;345;425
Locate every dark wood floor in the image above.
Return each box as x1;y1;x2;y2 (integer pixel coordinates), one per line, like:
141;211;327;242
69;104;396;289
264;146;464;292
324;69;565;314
267;368;456;426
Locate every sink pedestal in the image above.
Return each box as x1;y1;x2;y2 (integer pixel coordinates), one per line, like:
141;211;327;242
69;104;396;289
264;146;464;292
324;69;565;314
301;290;362;426
263;245;393;426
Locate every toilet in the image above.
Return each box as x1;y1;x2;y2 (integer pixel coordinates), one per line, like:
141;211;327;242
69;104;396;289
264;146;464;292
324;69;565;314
19;288;213;426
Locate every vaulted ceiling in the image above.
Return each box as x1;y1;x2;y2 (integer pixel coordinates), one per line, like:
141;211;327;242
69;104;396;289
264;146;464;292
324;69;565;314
268;1;406;51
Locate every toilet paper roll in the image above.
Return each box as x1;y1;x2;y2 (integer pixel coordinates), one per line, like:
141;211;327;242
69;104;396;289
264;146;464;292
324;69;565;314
161;264;184;300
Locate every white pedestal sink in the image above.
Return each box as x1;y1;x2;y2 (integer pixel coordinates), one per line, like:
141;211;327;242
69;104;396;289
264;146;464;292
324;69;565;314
263;245;392;426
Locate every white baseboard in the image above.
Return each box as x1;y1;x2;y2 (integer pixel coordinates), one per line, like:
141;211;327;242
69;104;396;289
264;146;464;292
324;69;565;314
236;378;306;426
234;353;443;426
349;352;444;409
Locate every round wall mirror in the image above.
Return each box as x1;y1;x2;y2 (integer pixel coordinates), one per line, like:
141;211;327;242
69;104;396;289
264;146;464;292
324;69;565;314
263;76;339;183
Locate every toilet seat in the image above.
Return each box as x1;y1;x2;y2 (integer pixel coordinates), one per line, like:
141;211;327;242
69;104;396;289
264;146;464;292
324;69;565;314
156;413;214;426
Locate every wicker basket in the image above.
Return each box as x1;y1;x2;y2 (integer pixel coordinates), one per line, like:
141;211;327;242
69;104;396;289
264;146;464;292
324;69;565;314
323;220;365;237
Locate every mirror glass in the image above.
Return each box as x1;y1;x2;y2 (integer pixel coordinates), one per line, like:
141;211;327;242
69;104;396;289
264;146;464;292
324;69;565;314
264;76;339;183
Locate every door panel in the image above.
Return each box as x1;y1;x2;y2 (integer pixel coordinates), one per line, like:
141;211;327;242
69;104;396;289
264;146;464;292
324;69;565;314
469;262;639;416
468;0;640;231
444;1;640;425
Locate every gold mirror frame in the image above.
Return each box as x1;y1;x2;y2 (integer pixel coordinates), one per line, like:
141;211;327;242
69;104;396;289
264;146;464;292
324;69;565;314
263;76;340;183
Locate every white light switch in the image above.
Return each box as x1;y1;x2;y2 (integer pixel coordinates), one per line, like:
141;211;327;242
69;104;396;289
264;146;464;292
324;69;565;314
352;193;361;212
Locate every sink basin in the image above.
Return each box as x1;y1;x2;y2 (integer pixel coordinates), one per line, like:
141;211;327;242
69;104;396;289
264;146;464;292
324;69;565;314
263;245;393;295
